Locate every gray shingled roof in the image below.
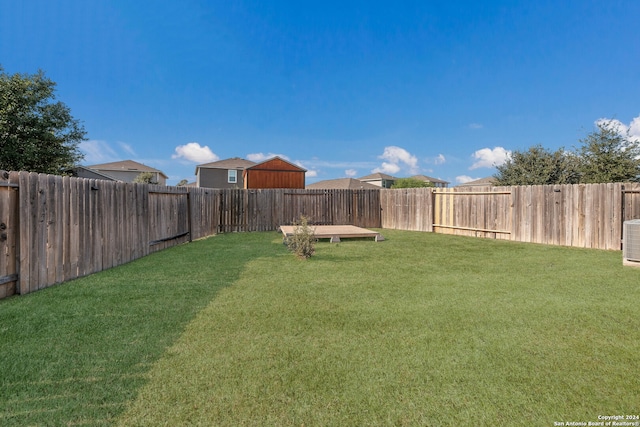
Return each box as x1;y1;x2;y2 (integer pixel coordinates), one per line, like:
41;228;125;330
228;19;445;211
196;157;256;170
410;174;449;184
457;177;497;187
358;172;397;181
87;160;168;178
306;178;381;190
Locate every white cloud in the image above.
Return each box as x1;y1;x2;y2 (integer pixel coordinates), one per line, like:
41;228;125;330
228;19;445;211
373;146;419;175
172;142;218;163
423;154;444;167
596;118;626;133
596;115;640;143
345;169;357;177
470;147;510;170
246;152;290;162
380;146;418;169
373;162;401;174
305;170;318;178
79;140;119;164
469;123;483;130
118;142;137;156
456;175;479;184
630;116;640;142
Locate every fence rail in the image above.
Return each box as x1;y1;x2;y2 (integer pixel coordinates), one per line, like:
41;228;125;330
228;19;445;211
2;170;639;300
381;183;640;250
0;172;381;298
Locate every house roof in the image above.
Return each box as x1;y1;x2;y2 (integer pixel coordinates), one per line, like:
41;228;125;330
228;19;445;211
245;156;306;172
358;172;397;181
69;166;120;181
87;160;168;179
195;157;256;174
306;178;381;190
410;174;449;185
458;177;497;187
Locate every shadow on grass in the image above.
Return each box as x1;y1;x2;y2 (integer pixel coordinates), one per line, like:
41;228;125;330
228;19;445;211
0;232;284;427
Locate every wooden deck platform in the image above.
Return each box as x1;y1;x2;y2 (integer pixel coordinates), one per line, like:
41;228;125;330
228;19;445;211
278;225;384;243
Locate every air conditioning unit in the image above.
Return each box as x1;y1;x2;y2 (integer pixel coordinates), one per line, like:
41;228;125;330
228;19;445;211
623;219;640;267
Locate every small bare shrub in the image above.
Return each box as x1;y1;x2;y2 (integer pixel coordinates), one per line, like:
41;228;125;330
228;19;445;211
285;216;317;259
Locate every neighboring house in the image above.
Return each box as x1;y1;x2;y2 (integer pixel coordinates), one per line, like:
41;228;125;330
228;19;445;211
195;157;256;188
357;173;397;188
81;160;168;185
458;177;497;187
306;178;381;190
69;166;119;181
410;174;449;188
244;157;306;189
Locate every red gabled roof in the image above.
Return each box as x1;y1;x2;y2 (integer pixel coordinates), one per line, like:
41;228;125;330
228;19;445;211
245;156;306;172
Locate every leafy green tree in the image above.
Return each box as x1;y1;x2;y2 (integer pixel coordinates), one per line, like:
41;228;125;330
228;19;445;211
0;66;86;174
391;177;434;188
577;122;640;183
176;179;189;186
133;172;157;184
493;145;580;186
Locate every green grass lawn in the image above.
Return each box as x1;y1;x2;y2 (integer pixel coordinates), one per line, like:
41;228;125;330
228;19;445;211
1;230;639;426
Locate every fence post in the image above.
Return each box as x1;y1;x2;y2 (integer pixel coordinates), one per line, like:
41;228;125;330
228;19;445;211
0;171;20;297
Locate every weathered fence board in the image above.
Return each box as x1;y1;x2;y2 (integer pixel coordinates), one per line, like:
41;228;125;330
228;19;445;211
210;188;381;232
0;174;384;298
0;172;19;298
147;186;191;252
381;188;432;231
430;187;512;239
9;174;154;294
381;183;640;251
3;170;639;300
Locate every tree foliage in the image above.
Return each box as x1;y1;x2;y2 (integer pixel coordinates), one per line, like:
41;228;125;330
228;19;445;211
133;172;157;184
391;177;434;188
494;145;580;186
577;121;640;183
494;123;640;186
0;66;86;174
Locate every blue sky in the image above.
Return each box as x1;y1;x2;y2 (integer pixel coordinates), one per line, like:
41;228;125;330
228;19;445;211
2;0;639;185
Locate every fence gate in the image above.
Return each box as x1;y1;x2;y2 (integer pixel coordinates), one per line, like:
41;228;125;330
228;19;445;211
147;188;191;252
432;187;513;240
0;171;19;298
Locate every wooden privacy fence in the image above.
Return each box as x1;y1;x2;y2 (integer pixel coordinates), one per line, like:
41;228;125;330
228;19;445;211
0;172;205;298
0;171;19;299
0;171;381;299
3;169;638;300
381;183;640;250
219;188;381;233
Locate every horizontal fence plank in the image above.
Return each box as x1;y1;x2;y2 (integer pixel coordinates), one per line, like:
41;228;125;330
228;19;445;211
3;178;385;298
382;183;635;251
8;174;196;295
3;173;639;300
